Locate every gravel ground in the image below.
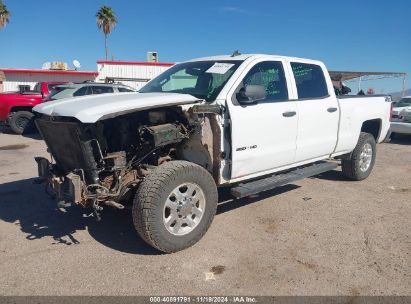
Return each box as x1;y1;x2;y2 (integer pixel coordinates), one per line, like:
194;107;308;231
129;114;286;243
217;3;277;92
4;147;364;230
0;129;410;296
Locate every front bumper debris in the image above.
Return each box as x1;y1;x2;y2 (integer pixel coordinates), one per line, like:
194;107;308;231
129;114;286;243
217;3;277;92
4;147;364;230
34;157;125;222
34;157;84;206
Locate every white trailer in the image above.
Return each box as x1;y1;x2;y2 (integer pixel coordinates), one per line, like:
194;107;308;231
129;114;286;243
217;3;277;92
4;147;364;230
96;60;174;90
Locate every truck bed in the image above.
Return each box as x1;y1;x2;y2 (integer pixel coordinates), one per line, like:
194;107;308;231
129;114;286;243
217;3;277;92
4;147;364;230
333;95;391;156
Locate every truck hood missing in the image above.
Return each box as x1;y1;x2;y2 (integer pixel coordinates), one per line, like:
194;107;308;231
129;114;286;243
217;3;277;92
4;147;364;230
33;92;201;123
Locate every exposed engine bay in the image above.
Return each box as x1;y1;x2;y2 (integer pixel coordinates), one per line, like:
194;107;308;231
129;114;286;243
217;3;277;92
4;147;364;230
34;105;221;219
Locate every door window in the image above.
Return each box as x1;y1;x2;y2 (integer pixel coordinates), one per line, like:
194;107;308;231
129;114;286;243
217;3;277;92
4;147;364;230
73;86;90;96
291;63;329;99
91;86;114;94
118;87;134;92
236;61;288;103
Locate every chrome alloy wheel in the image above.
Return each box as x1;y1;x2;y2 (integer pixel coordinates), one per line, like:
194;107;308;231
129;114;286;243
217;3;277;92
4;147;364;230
359;143;373;172
163;183;206;236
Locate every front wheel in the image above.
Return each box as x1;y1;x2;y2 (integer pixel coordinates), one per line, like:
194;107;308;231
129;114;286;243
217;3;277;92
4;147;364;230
341;132;376;181
132;161;218;253
8;111;35;135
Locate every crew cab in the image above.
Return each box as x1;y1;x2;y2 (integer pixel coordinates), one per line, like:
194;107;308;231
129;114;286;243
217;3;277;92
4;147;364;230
32;54;391;253
0;82;64;134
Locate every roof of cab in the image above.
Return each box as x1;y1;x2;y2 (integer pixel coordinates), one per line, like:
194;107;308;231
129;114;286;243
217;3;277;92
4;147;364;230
188;54;255;61
188;54;324;65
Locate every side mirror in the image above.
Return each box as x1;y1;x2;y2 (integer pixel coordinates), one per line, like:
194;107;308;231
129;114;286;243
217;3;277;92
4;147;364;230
238;85;267;104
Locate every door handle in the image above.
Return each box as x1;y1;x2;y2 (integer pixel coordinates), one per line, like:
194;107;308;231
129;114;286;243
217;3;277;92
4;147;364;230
327;107;338;113
282;111;296;117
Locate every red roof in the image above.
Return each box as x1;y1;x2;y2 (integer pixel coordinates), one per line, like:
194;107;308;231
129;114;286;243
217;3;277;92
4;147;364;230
96;60;175;67
0;68;98;76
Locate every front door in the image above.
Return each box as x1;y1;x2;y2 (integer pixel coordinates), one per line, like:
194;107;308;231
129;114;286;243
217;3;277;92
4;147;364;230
228;60;298;180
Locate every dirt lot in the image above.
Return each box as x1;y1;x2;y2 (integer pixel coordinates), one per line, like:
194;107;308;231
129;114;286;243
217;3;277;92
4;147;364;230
0;129;410;296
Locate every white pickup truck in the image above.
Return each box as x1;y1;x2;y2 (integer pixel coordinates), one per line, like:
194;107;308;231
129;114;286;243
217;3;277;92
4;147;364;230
33;54;391;253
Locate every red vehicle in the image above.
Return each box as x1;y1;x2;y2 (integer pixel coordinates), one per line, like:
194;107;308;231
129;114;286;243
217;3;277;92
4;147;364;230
0;82;64;134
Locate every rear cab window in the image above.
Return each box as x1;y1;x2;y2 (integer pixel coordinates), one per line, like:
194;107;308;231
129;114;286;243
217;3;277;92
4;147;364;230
33;83;41;93
291;62;329;99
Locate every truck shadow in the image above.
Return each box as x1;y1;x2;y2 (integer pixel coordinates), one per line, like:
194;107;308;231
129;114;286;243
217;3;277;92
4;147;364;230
313;169;349;182
0;125;16;135
389;136;411;145
0;125;42;140
0;178;159;255
0;178;301;255
217;184;300;215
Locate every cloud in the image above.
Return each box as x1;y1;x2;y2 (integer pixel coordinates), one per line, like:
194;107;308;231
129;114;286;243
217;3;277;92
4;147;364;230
219;6;250;14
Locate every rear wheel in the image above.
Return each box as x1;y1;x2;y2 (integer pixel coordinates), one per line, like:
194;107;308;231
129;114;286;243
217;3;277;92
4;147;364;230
132;161;218;253
8;111;35;135
341;132;376;180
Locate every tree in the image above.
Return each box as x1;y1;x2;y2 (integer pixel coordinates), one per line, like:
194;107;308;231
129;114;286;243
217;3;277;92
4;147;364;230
0;0;11;29
96;5;117;60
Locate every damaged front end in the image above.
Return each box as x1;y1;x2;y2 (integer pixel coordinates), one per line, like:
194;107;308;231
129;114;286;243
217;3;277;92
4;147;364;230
34;108;192;219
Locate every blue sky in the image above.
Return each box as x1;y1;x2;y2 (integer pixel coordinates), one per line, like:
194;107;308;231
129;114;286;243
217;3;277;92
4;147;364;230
0;0;410;93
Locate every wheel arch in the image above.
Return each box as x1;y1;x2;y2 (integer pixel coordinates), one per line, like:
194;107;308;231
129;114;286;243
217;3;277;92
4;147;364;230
361;119;381;141
9;106;34;114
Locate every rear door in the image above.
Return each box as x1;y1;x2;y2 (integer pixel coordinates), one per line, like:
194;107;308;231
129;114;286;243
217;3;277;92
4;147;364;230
289;62;339;162
228;59;298;179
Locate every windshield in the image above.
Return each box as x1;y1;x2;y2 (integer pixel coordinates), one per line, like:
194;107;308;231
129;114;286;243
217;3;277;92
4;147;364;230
396;97;411;107
45;86;73;100
139;60;242;101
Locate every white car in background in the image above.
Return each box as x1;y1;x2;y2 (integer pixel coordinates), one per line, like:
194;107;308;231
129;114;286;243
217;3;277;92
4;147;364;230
389;96;411;137
44;82;136;101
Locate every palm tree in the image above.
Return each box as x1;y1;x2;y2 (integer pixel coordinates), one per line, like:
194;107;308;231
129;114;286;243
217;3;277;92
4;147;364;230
0;0;11;29
96;5;117;60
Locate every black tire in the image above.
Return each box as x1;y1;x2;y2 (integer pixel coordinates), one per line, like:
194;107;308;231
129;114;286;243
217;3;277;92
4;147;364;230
341;132;376;181
132;161;218;253
8;111;35;135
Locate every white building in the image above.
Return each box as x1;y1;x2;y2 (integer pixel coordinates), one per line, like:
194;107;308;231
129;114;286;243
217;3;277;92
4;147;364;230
0;59;175;93
0;68;98;92
96;60;174;90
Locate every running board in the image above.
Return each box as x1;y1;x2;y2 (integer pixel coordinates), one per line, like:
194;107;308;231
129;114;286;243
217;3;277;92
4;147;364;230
231;161;338;198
